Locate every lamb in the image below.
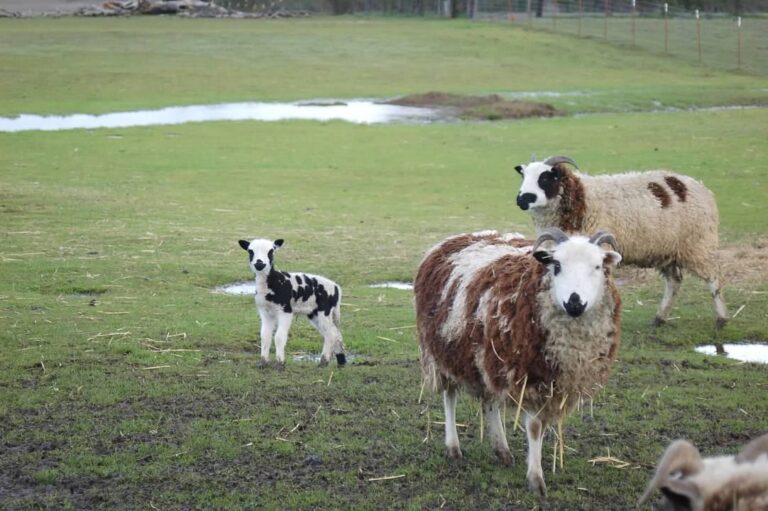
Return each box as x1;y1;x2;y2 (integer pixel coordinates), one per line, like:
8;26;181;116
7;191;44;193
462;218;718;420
238;238;345;368
414;228;623;496
514;155;727;328
638;433;768;510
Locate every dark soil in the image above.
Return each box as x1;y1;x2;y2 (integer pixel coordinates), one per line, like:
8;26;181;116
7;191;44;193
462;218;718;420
386;91;565;120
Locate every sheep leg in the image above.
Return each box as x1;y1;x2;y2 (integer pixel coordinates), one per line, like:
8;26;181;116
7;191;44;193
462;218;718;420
707;277;728;329
654;264;683;326
525;413;547;497
443;387;463;460
258;309;275;367
273;313;294;370
310;314;344;367
483;398;513;466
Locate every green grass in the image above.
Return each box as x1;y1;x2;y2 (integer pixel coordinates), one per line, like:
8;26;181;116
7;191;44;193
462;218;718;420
1;16;767;510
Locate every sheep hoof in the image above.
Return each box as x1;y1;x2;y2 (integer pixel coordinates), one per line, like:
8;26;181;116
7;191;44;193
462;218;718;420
446;446;463;460
495;448;514;466
275;361;286;371
528;474;547;498
317;357;329;368
652;316;667;327
716;317;728;330
336;353;347;367
258;358;269;369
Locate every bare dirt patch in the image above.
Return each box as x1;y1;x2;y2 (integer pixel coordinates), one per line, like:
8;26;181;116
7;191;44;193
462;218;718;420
615;237;768;288
386;91;564;121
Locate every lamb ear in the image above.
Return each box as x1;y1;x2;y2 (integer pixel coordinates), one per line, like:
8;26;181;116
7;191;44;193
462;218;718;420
533;250;553;265
238;240;250;251
603;250;622;267
273;239;284;249
514;165;524;175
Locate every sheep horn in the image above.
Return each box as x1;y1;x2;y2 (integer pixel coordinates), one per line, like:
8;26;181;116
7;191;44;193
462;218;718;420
530;153;537;163
544;155;579;169
637;440;703;507
533;227;569;251
589;230;620;252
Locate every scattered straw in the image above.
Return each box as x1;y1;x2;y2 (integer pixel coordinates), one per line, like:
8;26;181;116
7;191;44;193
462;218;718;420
490;339;504;362
418;380;425;404
510;374;528;434
367;474;405;482
327;370;334;387
142;365;171;370
588;448;632;469
387;325;416;330
558;418;564;470
376;336;400;344
732;304;746;319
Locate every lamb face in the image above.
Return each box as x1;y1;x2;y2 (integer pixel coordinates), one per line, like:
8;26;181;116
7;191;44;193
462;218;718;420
238;238;284;275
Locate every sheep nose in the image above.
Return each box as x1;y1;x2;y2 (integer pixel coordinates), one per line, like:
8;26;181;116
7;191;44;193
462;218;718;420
254;260;266;271
564;293;587;317
516;192;537;211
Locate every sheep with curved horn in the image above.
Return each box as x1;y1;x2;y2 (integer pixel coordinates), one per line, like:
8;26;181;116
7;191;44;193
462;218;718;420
415;229;623;497
514;155;727;329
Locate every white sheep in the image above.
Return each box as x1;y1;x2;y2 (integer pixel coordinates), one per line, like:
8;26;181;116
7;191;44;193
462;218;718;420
238;238;345;368
414;228;623;496
514;155;727;328
638;433;768;510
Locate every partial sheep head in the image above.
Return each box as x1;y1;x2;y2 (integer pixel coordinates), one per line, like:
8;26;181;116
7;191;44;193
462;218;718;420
515;155;578;211
533;229;621;318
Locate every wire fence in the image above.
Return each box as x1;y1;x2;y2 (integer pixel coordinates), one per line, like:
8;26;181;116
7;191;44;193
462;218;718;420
215;0;767;74
475;0;768;74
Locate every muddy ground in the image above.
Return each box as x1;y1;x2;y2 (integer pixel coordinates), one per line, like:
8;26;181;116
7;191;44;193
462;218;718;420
387;92;564;120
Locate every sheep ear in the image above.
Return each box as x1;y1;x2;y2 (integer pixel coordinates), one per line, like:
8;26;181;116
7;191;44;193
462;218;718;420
273;239;284;250
660;480;702;510
238;240;250;251
603;250;622;268
736;433;768;463
514;165;524;175
533;250;553;265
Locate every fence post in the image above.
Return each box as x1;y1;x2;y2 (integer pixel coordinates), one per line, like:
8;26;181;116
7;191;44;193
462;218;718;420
577;0;582;36
631;0;636;46
737;16;742;69
553;0;557;30
527;0;532;25
603;0;609;39
696;9;702;64
664;2;669;53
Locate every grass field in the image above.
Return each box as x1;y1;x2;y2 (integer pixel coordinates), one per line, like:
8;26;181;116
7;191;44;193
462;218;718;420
1;16;767;510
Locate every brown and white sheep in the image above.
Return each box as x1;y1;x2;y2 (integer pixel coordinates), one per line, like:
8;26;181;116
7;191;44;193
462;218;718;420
514;156;727;328
414;228;623;496
638;433;768;510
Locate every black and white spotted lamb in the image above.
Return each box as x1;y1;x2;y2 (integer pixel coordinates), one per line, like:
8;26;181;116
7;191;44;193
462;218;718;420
238;238;345;368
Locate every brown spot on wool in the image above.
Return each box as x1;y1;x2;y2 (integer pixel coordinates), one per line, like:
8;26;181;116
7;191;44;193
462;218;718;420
664;175;688;202
648;182;671;208
553;164;587;233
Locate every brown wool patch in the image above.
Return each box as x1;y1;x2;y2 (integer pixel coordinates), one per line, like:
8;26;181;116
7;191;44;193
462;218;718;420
664;176;688;202
463;256;555;395
648;182;671;208
415;234;500;391
555;165;587;233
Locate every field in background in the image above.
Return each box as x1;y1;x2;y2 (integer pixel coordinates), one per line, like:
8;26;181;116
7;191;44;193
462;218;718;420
1;17;767;510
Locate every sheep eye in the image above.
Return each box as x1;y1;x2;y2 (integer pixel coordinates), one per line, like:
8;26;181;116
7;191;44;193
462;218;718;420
553;261;561;275
595;265;600;270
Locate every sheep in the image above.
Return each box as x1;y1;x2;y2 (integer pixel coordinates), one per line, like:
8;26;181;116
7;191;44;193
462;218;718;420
514;155;727;328
238;238;345;369
414;227;623;496
638;433;768;510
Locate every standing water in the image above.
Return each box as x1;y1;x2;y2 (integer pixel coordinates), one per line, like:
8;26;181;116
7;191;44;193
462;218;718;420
695;343;768;364
0;101;439;132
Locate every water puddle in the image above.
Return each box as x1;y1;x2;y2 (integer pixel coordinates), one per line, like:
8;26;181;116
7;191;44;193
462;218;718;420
695;343;768;364
214;282;255;295
369;281;414;290
0;100;440;133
